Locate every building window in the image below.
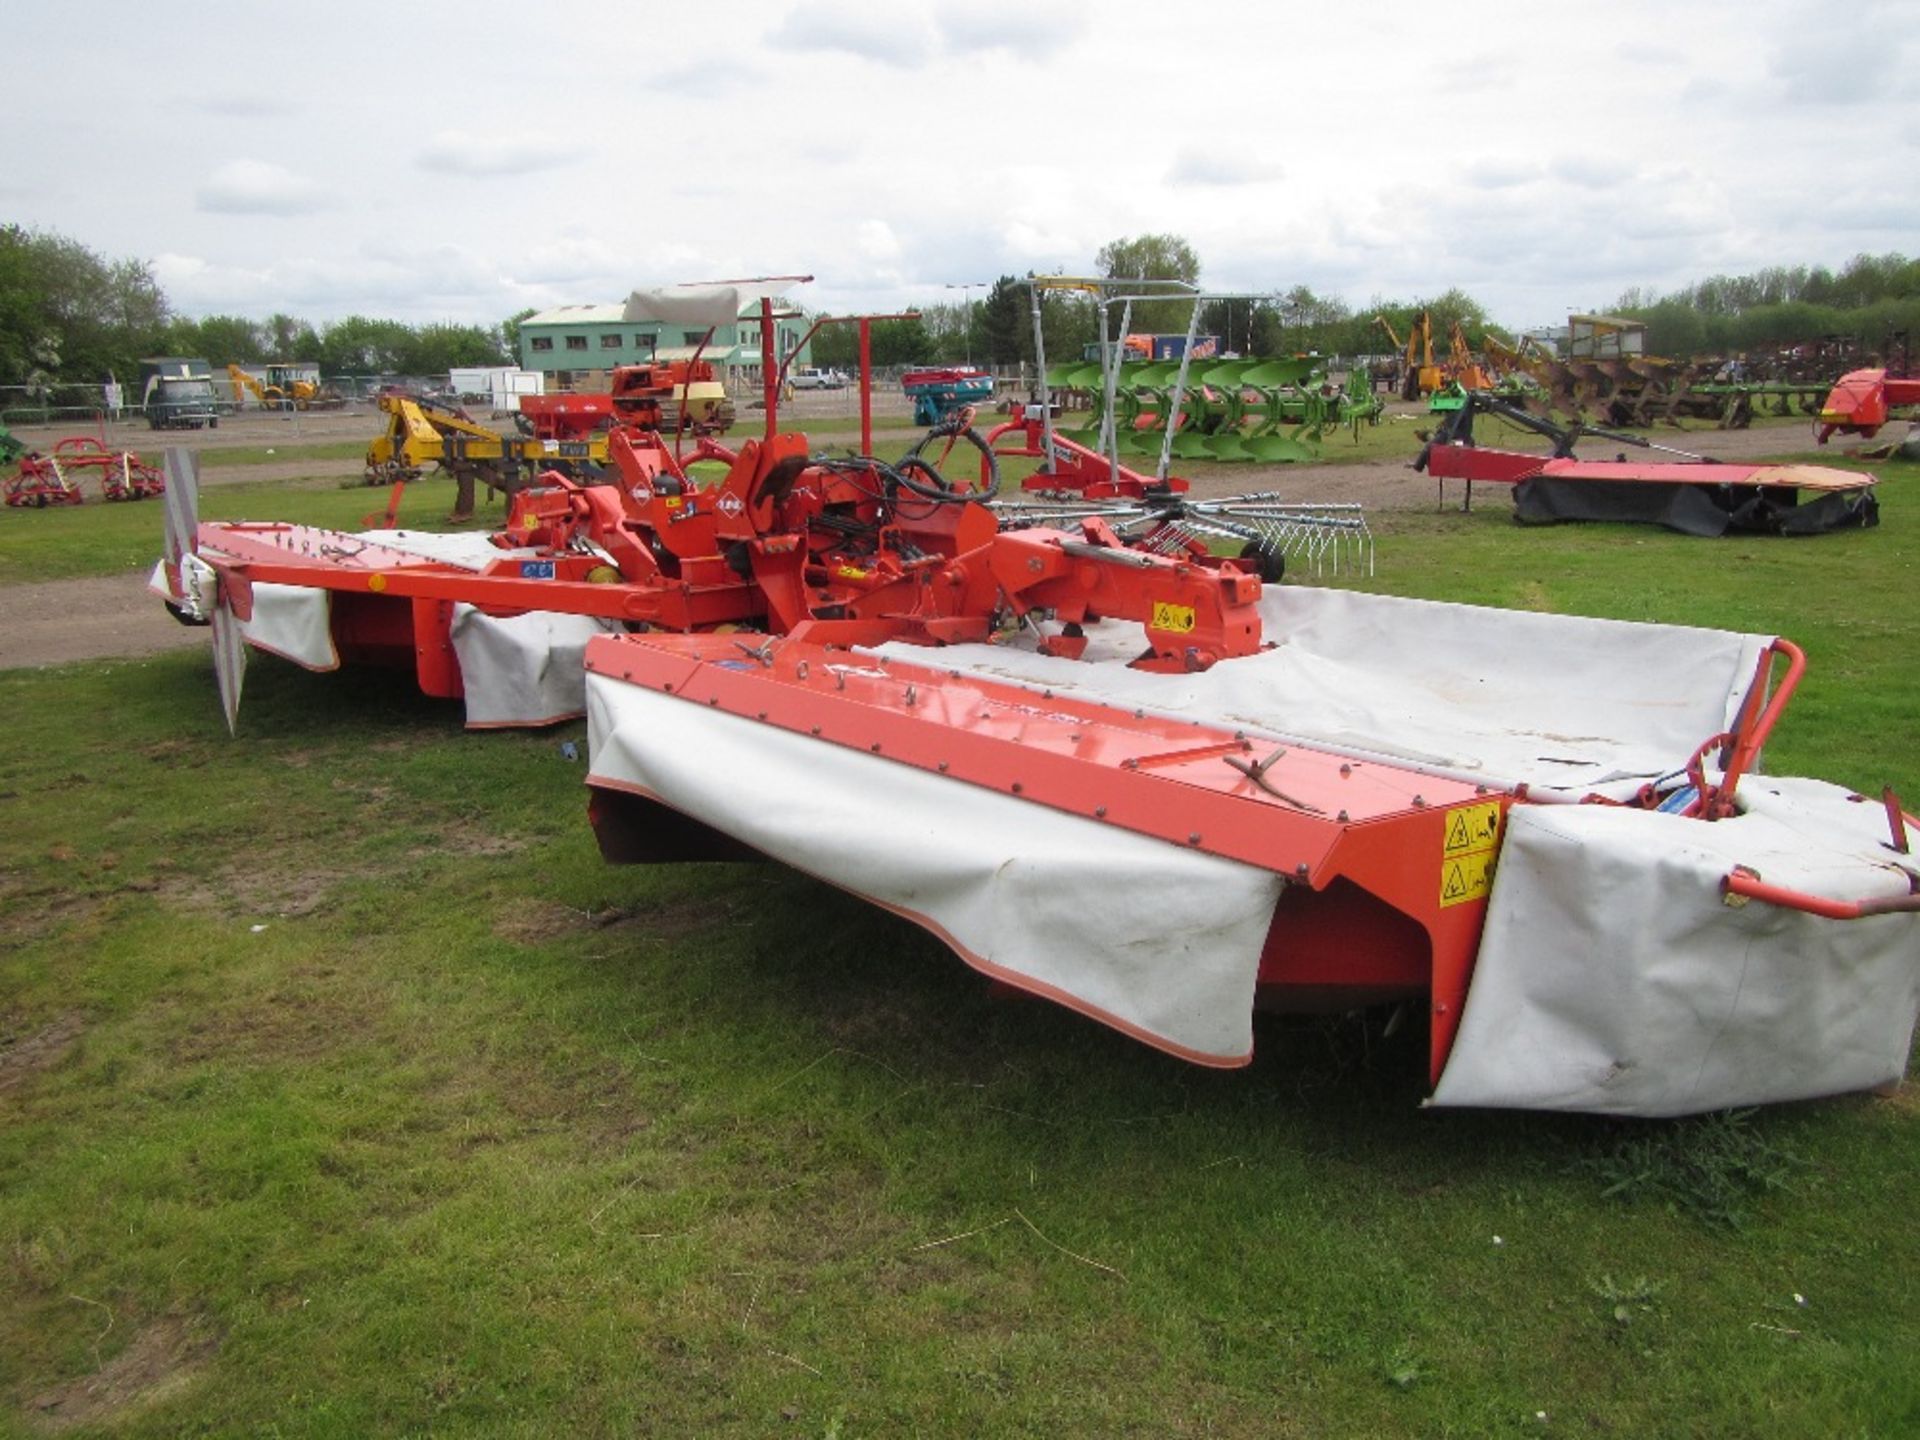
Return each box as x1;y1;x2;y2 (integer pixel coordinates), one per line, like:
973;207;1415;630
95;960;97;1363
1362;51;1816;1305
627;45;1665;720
530;336;553;352
565;335;588;351
600;334;623;349
683;330;709;346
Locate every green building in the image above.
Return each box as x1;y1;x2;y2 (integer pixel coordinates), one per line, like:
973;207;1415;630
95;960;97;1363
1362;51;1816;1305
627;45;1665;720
517;298;811;389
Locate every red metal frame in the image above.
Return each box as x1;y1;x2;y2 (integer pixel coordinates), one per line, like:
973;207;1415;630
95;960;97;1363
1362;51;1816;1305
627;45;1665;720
986;416;1191;499
1424;443;1875;494
1722;865;1920;919
6;437;165;508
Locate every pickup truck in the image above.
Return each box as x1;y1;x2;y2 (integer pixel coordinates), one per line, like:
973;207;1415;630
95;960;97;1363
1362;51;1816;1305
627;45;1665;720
789;367;849;391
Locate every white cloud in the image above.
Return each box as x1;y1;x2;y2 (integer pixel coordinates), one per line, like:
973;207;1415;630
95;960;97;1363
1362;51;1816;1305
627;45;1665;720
1766;30;1903;104
933;1;1089;58
768;3;935;67
195;159;332;216
1462;158;1540;190
854;220;904;262
516;236;629;286
189;94;297;118
1167;148;1283;187
416;128;580;178
1549;155;1634;190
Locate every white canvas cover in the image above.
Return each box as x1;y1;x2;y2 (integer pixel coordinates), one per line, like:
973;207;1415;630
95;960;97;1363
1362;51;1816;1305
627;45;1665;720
355;529;524;570
586;672;1285;1065
1431;777;1920;1114
153;529;608;728
622;281;795;328
236;581;339;669
452;606;621;728
879;587;1772;796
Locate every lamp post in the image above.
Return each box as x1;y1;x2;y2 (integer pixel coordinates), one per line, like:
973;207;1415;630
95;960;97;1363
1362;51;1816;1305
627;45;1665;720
945;281;986;365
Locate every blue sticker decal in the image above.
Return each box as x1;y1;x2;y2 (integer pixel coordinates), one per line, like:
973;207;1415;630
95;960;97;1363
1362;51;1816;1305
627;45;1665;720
520;560;556;579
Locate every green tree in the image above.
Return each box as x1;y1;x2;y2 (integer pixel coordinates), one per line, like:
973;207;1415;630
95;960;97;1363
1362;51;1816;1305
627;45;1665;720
0;224;170;394
397;322;511;375
264;312;322;359
1247;303;1286;358
170;314;267;367
977;275;1028;365
501;307;538;366
1095;234;1201;335
806;315;933;371
317;316;415;376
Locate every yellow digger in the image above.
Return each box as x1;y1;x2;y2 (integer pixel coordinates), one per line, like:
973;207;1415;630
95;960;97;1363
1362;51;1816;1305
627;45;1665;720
226;363;347;412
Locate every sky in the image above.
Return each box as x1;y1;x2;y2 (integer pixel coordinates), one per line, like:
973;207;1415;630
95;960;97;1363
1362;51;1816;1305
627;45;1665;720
9;0;1919;335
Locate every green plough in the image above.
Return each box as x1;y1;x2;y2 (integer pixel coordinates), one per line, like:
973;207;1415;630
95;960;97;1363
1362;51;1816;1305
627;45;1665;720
1047;358;1382;463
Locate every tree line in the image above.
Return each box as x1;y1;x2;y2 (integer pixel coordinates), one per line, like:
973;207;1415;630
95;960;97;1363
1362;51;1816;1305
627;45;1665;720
818;238;1920;373
1611;252;1920;360
9;220;1915;409
1;224;512;406
810;235;1498;372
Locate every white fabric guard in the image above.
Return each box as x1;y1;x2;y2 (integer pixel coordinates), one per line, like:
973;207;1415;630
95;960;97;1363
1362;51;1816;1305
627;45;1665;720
586;672;1285;1065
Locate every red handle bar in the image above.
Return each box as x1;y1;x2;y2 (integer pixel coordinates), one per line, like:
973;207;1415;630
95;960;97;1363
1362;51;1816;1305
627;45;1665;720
1721;867;1920;919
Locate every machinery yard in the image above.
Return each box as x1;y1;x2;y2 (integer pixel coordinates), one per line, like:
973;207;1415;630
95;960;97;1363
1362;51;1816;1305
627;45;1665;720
4;0;1918;1412
3;326;1917;1432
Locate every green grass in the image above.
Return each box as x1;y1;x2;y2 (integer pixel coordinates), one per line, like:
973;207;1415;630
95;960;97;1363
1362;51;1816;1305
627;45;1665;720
196;441;370;469
0;473;499;587
0;451;1916;1436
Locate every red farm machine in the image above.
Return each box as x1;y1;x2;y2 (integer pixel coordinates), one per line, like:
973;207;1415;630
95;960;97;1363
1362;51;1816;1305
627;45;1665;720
152;277;1920;1119
1415;390;1880;535
6;436;166;508
1814;368;1920;444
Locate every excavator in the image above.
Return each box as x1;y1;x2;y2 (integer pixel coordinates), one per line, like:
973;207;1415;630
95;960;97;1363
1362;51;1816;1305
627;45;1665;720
226;363;346;412
1426;320;1500;412
1373;312;1443;400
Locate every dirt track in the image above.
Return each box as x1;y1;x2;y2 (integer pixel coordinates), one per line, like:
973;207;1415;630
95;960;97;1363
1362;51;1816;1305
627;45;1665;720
0;405;1869;672
0;572;204;670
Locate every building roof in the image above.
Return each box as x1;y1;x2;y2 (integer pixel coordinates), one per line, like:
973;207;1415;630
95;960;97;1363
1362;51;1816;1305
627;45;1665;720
519;304;628;327
522;295;779;329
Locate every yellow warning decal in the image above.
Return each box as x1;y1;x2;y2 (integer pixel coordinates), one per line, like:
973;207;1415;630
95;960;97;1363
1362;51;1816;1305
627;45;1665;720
1151;601;1196;633
836;565;870;581
1439;800;1502;908
1440;851;1496;907
1443;801;1502;857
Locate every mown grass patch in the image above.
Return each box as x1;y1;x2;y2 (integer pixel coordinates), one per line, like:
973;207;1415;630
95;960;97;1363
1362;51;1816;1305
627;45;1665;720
0;451;1916;1436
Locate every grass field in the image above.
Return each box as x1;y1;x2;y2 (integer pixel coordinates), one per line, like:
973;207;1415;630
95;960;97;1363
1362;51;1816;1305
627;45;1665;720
1;444;1916;1435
